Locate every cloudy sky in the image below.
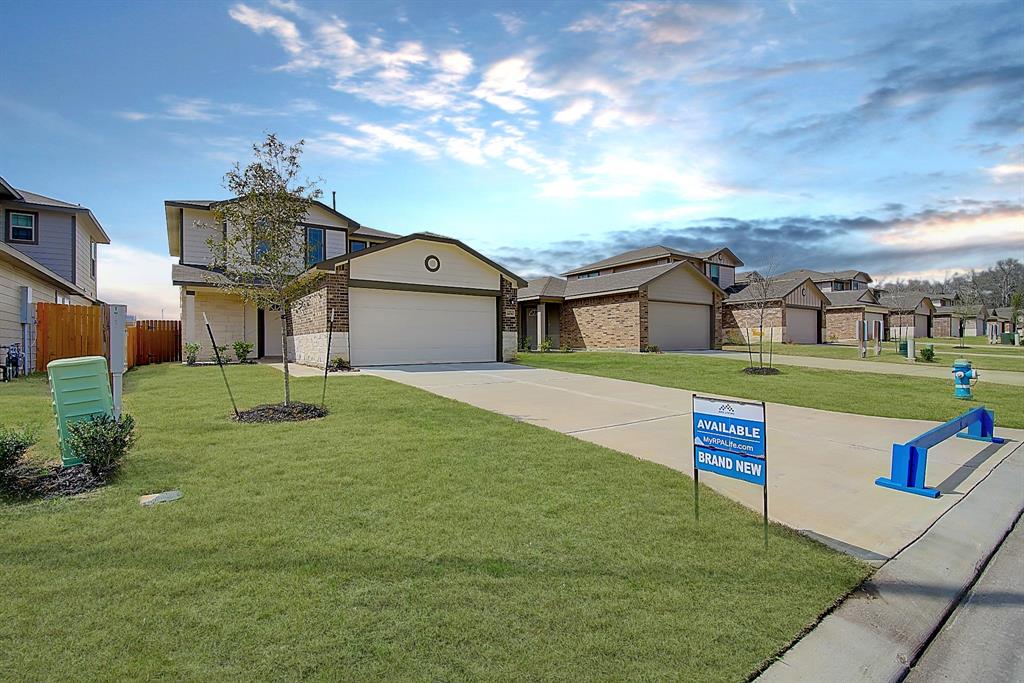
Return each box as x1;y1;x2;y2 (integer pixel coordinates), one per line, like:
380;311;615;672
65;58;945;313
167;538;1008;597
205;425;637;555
3;0;1022;317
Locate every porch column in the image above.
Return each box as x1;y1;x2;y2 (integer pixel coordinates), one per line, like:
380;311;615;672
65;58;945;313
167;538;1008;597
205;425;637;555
537;303;546;350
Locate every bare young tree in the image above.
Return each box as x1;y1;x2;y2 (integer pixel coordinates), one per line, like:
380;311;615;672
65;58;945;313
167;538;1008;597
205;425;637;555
952;278;982;349
745;257;780;370
885;278;910;350
203;133;324;406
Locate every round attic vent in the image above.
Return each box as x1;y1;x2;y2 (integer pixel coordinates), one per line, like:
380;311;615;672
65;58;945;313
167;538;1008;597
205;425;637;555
424;255;441;272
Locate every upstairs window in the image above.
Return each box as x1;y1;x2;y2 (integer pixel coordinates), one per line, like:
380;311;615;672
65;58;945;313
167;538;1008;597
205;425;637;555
7;211;37;243
252;239;270;264
306;226;325;266
708;263;720;285
350;240;368;252
577;270;601;279
90;240;97;277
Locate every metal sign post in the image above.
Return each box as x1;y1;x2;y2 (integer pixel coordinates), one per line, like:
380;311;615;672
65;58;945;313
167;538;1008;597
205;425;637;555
692;395;768;548
203;312;239;417
321;309;335;408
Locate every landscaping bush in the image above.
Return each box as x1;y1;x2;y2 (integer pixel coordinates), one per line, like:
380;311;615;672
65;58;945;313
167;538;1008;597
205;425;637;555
211;345;229;362
920;345;936;362
66;414;137;478
642;344;662;353
0;425;36;488
233;340;255;363
520;337;533;352
184;342;201;366
328;356;351;372
540;337;553;352
560;340;573;353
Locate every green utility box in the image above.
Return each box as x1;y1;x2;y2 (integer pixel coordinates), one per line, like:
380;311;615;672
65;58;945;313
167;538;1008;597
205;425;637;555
47;356;113;467
1001;332;1014;345
898;341;909;357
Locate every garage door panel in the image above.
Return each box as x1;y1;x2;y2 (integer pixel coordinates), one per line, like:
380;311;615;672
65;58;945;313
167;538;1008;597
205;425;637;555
787;308;818;344
648;301;710;350
914;314;929;338
350;288;496;365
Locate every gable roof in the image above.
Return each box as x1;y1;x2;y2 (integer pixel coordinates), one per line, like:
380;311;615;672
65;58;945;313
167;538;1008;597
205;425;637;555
565;260;724;299
878;291;936;312
934;304;987;317
518;276;567;301
725;277;825;305
562;244;742;276
164;198;360;228
0;240;94;300
825;289;882;308
0;176;23;201
351;225;400;240
777;268;873;284
314;232;526;286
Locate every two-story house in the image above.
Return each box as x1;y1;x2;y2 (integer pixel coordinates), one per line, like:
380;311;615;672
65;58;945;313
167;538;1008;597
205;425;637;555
517;245;736;351
776;268;873;292
1;175;109;368
165;197;525;365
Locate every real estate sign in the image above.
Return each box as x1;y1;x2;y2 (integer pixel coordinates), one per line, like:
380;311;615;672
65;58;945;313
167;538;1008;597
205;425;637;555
692;395;766;486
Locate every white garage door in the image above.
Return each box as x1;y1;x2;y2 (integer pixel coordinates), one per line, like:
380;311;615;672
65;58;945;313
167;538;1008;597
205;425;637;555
350;288;496;365
914;314;929;338
648;301;710;350
787;307;819;344
865;312;885;339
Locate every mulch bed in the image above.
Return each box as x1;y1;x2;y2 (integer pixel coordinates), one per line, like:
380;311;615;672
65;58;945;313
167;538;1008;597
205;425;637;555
743;366;782;375
4;462;104;500
235;402;328;423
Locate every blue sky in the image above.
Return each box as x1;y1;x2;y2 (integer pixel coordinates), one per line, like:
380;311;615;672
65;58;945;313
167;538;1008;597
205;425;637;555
2;0;1022;317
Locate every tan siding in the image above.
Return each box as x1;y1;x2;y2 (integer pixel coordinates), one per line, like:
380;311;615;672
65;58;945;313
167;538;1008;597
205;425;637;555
351;240;499;290
783;280;827;308
646;266;714;304
74;222;96;299
180;288;258;359
181;208;220;265
0;261;60;348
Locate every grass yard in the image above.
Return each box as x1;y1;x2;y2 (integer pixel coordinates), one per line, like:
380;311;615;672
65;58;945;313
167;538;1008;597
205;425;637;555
0;365;867;681
721;342;1024;372
517;352;1024;429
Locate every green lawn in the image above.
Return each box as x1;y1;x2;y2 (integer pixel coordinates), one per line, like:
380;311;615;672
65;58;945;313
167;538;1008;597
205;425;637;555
721;342;1024;372
517;352;1024;429
0;365;866;681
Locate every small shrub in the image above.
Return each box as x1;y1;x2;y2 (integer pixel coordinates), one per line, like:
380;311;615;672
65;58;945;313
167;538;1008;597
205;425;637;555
0;425;36;487
184;342;201;366
520;337;533;352
642;344;662;353
211;344;229;362
233;340;255;363
540;337;553;352
328;356;351;371
920;346;936;362
560;340;573;353
66;414;137;477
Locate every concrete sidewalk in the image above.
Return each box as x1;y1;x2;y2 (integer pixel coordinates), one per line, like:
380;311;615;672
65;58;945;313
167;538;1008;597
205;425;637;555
681;350;1024;385
366;363;1024;559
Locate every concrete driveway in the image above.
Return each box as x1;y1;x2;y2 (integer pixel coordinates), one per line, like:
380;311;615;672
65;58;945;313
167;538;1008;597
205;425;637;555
366;362;1024;559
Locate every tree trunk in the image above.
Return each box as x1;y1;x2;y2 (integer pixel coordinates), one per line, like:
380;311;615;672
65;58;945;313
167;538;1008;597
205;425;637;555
280;308;290;406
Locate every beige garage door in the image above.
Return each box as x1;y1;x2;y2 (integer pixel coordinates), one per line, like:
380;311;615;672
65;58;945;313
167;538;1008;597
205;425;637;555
787;307;819;344
648;301;710;350
350;288;496;365
914;314;929;338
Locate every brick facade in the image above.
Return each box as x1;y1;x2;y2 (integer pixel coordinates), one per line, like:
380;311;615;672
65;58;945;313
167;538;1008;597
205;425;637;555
288;269;349;337
723;303;783;342
501;276;517;332
561;292;642;350
825;308;863;342
711;294;723;349
932;315;952;337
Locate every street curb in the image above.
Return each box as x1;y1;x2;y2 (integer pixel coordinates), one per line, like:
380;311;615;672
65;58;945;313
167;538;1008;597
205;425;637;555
755;440;1024;683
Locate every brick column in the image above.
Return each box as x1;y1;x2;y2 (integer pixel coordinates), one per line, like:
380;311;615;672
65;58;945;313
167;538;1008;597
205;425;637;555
638;288;649;350
500;276;518;360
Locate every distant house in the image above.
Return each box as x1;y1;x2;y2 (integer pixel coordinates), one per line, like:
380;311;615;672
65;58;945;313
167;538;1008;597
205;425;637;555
723;277;828;344
518;245;735;351
824;289;888;341
991;306;1021;334
776;268;873;292
0;175;110;368
879;292;936;338
932;304;988;338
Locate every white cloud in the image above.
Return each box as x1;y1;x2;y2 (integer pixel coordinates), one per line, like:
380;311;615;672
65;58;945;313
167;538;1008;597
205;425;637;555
986;163;1024;181
228;4;312;67
97;245;180;320
117;111;150;122
473;57;560;113
633;205;717;222
553;99;594;124
540;154;733;201
495;12;525;35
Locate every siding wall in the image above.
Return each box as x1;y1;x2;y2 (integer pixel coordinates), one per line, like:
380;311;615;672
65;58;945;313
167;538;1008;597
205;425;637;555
74;220;96;299
646;266;714;304
1;204;75;281
0;261;61;352
351;240;499;290
181;288;258;360
783;282;826;308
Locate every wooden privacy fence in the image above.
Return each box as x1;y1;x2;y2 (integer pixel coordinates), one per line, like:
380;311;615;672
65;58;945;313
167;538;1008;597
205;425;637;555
35;302;180;372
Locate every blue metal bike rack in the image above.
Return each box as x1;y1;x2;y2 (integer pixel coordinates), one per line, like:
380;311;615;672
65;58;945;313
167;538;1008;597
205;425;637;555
875;406;1004;498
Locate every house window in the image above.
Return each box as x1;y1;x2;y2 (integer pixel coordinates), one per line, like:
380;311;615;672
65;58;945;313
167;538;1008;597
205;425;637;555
577;270;600;279
252;239;270;264
708;263;720;285
306;226;325;266
90;240;97;277
350;240;368;252
833;281;846;291
7;211;37;243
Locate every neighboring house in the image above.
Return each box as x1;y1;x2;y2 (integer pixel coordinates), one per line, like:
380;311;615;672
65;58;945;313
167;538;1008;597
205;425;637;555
518;245;734;351
879;292;936;338
777;268;873;292
165;198;522;365
991;306;1021;334
1;176;110;369
932;304;988;338
824;289;889;341
723;277;829;344
930;292;959;307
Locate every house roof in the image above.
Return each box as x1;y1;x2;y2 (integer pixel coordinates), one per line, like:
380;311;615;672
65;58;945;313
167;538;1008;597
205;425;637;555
825;289;882;309
878;291;936;311
0;240;94;300
725;277;823;304
518;276;567;301
314;232;527;286
567;261;723;299
561;244;743;277
164;198;360;228
934;304;987;317
992;307;1021;321
777;268;873;284
0;178;110;244
351;225;400;240
171;263;234;287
